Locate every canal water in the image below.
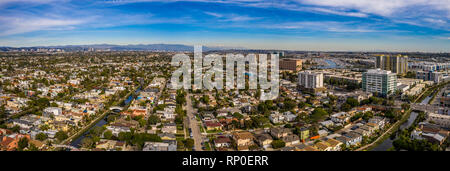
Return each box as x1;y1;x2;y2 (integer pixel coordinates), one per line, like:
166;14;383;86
70;87;141;148
317;59;341;69
371;95;432;151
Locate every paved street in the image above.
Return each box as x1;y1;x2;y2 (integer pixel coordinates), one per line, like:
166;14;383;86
185;93;203;151
431;84;450;105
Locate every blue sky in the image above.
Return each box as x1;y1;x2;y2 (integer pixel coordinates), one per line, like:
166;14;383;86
0;0;449;52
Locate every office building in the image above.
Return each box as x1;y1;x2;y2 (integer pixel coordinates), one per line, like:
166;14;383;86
409;62;450;72
362;69;397;96
416;71;443;83
280;58;303;71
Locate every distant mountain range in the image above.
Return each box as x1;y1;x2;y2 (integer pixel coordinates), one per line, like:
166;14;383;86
0;44;246;52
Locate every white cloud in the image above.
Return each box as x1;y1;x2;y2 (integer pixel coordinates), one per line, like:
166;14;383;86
423;18;447;25
105;0;449;18
261;21;377;33
0;17;87;36
221;14;261;22
305;7;368;18
204;12;261;22
0;0;61;7
115;0;450;29
297;0;450;29
204;12;223;18
299;0;449;17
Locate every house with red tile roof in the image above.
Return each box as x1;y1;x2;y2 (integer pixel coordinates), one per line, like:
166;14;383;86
1;134;30;151
214;137;231;148
205;121;222;131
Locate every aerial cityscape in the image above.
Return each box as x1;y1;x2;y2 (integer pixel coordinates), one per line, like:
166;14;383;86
0;0;449;154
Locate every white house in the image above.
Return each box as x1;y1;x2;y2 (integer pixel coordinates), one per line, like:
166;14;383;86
331;112;349;124
43;107;62;117
269;112;284;124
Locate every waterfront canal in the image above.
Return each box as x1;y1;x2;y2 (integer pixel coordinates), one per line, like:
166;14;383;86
70;88;141;147
371;95;432;151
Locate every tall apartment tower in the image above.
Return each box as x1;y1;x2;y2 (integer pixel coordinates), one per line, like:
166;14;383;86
375;55;408;75
298;71;324;89
362;69;397;97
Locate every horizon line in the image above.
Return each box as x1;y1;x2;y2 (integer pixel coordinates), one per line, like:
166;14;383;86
1;43;449;54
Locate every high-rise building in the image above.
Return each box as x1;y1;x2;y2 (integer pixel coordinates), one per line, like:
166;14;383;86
376;55;408;75
280;58;302;71
298;70;323;89
362;69;397;96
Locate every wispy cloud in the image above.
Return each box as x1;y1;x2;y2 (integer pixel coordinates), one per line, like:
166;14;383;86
297;0;450;30
105;0;450;29
204;12;223;18
0;0;58;6
258;21;378;33
299;0;449;17
204;12;261;22
0;16;87;36
306;7;368;18
0;3;195;37
423;18;447;25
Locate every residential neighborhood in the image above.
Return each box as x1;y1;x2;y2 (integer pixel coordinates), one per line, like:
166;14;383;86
1;50;448;152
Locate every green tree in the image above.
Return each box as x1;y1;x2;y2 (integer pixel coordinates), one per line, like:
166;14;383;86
55;131;68;142
17;138;29;151
298;102;309;109
81;137;94;148
310;108;328;123
28;143;39;151
177;140;185;149
233;112;244;120
200;95;210;104
360;99;371;105
176;89;186;105
30;98;50;109
118;132;133;143
369;96;383;105
341;103;352;112
271;140;286;149
39;124;50;131
36;133;48;141
103;130;113;139
184;138;195;149
148;115;160;125
138;118;146;127
175;115;184;124
0;105;6;119
132;133;162;149
283;99;297;111
362;111;374;121
10;125;20;133
401;103;410;111
89;126;105;137
346;97;360;107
